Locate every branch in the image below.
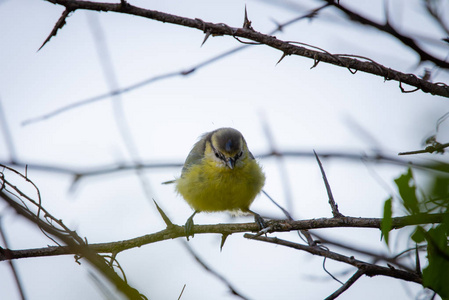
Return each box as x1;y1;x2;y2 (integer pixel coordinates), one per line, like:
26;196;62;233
1;214;444;261
398;142;449;155
3;149;449;183
19;4;324;126
325;269;364;300
182;241;249;299
244;234;422;284
314;150;344;217
324;0;449;69
0;187;145;299
0;217;26;300
43;0;449;98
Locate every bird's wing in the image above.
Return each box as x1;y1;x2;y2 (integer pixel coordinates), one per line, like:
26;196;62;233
181;131;213;176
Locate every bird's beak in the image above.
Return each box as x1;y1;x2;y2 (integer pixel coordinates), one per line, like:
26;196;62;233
226;157;235;169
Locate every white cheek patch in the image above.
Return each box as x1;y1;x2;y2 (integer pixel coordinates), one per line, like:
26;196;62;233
206;152;226;168
215;158;227;168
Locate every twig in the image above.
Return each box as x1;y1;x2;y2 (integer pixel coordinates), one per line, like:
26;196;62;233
321;247;344;284
0;190;144;299
323;0;449;69
0;217;26;300
177;284;186;300
262;190;293;220
181;241;249;299
314;150;344;217
312;231;413;272
260;116;294;213
325;269;365;300
38;8;71;51
1;214;444;261
398;142;449;155
4;149;449;183
41;0;449;98
244;234;422;284
25;4;329;126
0;97;17;162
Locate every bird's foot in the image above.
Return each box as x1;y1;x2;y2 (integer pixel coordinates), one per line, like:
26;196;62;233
185;211;198;241
253;212;267;230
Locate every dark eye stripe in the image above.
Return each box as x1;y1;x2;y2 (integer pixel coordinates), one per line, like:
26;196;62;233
234;151;243;160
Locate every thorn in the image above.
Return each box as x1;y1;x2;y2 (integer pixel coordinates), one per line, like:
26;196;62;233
67;174;82;194
38;8;71;52
421;69;431;81
311;57;320;69
276;52;288;65
243;5;254;30
153;199;174;227
220;233;229;251
201;30;212;47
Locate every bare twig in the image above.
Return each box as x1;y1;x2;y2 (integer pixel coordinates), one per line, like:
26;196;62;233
0;217;26;300
41;0;449;98
25;4;329;126
325;269;365;300
177;284;186;300
0;167;145;299
3;149;449;185
1;214;444;261
398;142;449;155
312;232;413;272
182;241;249;299
0;190;144;299
260;116;294;213
314;150;344;218
244;234;422;284
424;0;449;36
0;97;17;162
324;0;449;69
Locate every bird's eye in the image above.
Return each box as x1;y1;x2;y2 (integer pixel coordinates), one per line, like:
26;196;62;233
215;152;219;158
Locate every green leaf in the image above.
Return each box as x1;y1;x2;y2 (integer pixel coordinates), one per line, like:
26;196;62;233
381;197;393;246
422;225;449;299
411;226;425;243
394;168;420;214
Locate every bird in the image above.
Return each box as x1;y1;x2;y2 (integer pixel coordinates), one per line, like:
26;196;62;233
174;127;266;239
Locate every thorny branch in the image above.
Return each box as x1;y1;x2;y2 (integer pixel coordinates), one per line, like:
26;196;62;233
41;0;449;98
1;213;444;261
0;161;443;298
244;234;422;285
323;0;449;69
324;269;365;300
0;166;146;300
2;150;449;187
23;3;327;126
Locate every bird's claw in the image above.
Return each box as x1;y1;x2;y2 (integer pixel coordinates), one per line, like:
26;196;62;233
254;213;266;230
185;215;195;241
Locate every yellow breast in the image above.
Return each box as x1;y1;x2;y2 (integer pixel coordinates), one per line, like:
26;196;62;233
176;157;265;212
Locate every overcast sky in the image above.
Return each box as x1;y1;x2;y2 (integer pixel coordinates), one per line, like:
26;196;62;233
1;0;449;299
